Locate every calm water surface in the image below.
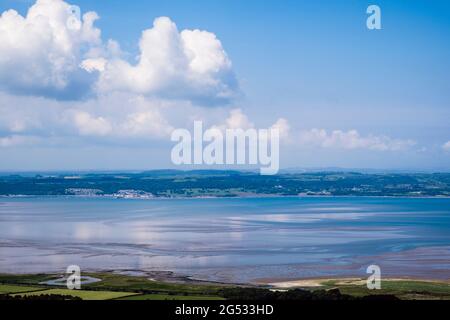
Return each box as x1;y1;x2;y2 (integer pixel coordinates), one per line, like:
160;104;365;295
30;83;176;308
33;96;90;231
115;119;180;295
0;197;449;282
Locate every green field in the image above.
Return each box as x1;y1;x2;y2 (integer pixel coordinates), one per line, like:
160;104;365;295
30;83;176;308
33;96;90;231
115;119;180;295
0;284;45;294
320;279;450;300
12;288;138;300
0;283;223;300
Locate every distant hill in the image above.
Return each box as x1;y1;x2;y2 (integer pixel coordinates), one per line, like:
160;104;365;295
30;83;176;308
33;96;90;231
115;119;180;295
1;171;449;198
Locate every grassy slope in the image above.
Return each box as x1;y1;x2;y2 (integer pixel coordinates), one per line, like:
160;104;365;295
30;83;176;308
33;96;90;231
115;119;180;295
12;288;138;300
82;272;225;295
320;279;450;300
0;284;45;294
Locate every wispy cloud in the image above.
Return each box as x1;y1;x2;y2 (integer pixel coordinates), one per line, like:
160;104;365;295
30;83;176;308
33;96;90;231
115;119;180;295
297;128;416;151
443;141;450;152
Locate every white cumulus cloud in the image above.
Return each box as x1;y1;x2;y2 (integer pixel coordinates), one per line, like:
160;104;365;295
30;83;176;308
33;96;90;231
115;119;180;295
271;118;290;140
93;17;237;104
0;1;238;104
71;110;112;136
224;109;254;129
0;0;102;98
0;91;176;146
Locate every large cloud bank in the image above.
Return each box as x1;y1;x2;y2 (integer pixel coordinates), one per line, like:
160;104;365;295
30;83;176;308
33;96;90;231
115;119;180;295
0;0;419;156
0;0;239;145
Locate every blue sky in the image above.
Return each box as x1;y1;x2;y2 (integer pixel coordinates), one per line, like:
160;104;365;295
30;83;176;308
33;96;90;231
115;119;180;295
0;0;449;171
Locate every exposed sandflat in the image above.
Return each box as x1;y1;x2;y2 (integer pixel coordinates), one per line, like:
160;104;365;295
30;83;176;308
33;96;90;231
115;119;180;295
260;277;450;289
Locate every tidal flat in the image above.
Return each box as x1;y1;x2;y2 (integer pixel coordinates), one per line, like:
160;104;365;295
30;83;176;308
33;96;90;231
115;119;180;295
0;197;449;283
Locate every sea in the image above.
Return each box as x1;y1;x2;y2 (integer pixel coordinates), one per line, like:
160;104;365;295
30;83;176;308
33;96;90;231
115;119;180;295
0;196;449;283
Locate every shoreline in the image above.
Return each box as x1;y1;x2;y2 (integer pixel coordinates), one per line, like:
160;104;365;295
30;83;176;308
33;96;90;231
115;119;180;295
254;276;450;288
1;269;449;288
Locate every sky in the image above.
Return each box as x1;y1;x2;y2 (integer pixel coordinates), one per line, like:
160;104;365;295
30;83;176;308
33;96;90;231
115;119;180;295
0;0;449;171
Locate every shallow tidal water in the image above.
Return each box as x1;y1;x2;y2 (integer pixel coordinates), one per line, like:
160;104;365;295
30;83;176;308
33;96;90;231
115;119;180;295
0;197;449;283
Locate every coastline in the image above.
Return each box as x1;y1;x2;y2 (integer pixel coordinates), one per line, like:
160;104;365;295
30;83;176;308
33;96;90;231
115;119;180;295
2;194;450;199
1;267;449;287
255;276;450;288
1;269;449;287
